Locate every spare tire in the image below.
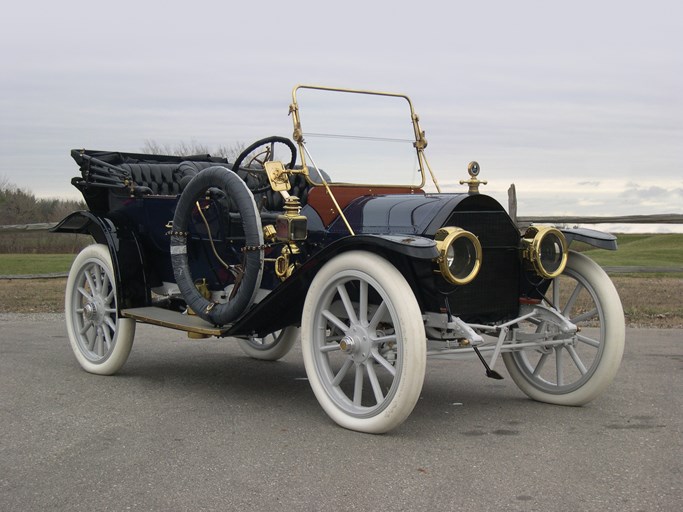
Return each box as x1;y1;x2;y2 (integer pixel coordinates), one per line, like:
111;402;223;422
170;166;263;325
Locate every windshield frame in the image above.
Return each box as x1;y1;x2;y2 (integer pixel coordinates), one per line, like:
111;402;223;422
290;85;428;189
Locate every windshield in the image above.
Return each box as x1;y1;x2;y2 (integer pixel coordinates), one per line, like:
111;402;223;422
292;86;425;188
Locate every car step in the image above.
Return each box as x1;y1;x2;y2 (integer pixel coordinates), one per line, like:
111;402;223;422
121;307;229;336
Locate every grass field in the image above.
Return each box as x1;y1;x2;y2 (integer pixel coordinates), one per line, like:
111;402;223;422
579;233;683;272
0;253;76;275
2;234;682;275
1;235;682;327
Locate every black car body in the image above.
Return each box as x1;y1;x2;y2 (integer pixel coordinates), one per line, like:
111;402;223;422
54;86;625;433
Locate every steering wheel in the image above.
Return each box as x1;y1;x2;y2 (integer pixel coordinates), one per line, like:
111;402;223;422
232;136;297;193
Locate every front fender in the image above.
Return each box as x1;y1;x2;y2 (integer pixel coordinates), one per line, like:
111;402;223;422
225;234;437;337
560;227;618;251
51;211;149;311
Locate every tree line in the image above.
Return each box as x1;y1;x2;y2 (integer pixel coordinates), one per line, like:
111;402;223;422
0;178;88;253
0;177;85;226
0;140;245;253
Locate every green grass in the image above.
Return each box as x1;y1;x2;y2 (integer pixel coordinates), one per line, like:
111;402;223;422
580;233;683;268
0;254;76;275
1;234;682;277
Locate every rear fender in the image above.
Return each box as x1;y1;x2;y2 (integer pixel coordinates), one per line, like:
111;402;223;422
51;211;149;310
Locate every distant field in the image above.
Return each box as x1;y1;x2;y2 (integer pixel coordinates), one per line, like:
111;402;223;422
574;233;683;275
0;253;76;275
1;234;682;275
595;233;683;266
1;236;682;326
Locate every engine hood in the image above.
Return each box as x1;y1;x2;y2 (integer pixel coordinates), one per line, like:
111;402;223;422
326;192;510;237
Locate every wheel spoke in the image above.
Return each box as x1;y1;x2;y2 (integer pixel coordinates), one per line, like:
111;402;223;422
359;280;368;325
365;362;385;404
85;268;97;295
103;323;113;349
368;300;388;332
79;320;93;336
85;328;96;351
95;329;104;356
566;345;588;375
101;272;110;298
331;357;353;386
562;281;583;316
577;333;600;348
371;333;396;346
371;349;396;376
555;348;564;385
337;284;358;326
104;315;117;333
571;307;598;324
353;364;364;406
322;309;349;334
77;286;92;301
532;352;550;376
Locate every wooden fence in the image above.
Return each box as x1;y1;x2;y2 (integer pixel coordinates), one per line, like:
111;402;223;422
1;187;682;276
507;184;683;227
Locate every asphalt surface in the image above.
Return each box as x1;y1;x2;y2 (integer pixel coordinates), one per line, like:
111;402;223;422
1;313;681;512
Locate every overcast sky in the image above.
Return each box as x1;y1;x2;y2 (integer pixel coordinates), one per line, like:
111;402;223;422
1;0;681;230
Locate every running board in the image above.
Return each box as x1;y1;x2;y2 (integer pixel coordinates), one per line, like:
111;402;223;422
121;307;229;336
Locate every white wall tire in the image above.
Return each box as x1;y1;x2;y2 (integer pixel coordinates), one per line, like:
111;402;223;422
65;244;135;375
237;326;299;361
503;251;625;405
301;251;426;434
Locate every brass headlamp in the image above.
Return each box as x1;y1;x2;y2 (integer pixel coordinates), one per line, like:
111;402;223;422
434;227;482;285
521;226;568;279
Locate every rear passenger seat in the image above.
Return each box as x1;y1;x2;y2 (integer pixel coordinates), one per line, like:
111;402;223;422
119;160;311;212
120;161;218;195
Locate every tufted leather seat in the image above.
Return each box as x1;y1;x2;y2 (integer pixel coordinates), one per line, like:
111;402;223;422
120;160;314;213
119;161;219;195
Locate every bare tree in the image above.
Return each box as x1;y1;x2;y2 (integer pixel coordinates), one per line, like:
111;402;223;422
141;140;245;161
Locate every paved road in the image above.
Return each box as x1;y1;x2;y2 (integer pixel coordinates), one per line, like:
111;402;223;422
1;314;681;511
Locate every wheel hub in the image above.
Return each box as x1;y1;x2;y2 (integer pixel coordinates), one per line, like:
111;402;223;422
83;302;98;321
341;324;372;363
83;299;105;326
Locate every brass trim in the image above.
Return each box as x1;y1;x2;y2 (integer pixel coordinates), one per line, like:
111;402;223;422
434;227;482;285
289;84;437;236
264;161;292;192
521;226;568;279
459;161;487;194
290;84;428;190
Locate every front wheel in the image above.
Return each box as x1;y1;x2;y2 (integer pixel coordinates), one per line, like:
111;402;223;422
65;244;136;375
301;251;426;434
503;251;625;405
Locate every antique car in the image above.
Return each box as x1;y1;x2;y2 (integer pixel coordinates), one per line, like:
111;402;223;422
53;85;625;433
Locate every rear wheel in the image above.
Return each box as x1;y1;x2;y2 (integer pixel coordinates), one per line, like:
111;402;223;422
65;244;135;375
503;252;624;405
237;326;299;361
301;251;426;433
